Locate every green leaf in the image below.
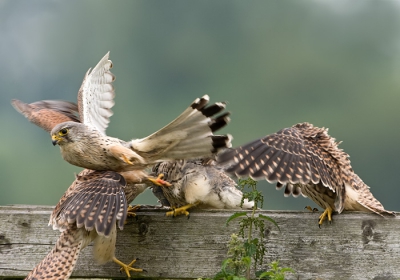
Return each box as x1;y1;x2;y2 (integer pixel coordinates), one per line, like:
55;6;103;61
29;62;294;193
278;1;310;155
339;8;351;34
226;212;247;226
233;276;247;280
258;214;281;232
241;256;252;267
221;258;232;272
244;240;257;257
257;271;273;279
280;268;295;273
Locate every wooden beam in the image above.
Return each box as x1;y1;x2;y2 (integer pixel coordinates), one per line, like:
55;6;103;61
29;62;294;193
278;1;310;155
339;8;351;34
0;205;399;279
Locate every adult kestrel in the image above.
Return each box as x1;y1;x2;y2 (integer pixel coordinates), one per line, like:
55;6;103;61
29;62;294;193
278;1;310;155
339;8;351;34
11;99;148;278
31;52;231;172
218;122;394;226
26;169;146;279
151;157;254;217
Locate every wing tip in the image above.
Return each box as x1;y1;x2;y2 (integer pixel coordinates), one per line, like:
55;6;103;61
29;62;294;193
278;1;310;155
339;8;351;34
11;99;27;113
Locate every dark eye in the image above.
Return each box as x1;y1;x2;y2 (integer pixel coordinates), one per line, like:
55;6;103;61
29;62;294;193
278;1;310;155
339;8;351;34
59;128;68;136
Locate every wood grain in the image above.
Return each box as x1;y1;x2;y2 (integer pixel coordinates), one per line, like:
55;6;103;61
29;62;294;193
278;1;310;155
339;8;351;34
0;205;399;279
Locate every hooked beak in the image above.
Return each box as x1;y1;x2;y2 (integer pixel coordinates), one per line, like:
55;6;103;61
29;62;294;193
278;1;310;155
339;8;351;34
51;135;61;146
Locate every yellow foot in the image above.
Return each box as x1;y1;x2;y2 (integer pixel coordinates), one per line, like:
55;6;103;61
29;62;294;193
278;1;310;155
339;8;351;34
166;203;198;217
305;206;319;212
148;174;172;187
113;257;143;277
121;154;134;165
127;205;141;218
318;207;333;228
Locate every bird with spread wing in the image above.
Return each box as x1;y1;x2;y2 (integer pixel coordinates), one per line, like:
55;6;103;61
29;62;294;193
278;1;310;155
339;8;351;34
151;157;254;217
35;52;232;173
12;99;147;278
218;122;394;226
26;169;146;280
12;52;231;278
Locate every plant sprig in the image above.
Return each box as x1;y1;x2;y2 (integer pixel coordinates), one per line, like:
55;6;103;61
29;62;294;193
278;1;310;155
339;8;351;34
213;178;293;280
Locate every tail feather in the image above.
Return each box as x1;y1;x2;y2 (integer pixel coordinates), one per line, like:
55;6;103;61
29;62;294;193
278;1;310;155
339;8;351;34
130;95;232;162
25;225;86;280
210;112;231;132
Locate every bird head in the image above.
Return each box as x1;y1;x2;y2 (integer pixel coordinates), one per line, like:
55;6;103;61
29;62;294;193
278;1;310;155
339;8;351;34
50;121;82;146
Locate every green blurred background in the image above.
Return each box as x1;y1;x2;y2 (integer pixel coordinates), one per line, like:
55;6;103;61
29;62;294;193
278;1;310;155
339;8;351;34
1;0;399;212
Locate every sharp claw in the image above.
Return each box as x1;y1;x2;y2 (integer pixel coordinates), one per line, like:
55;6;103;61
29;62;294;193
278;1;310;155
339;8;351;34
121;154;134;165
305;206;319;212
165;203;197;217
114;257;143;277
148;174;172;187
318;207;333;227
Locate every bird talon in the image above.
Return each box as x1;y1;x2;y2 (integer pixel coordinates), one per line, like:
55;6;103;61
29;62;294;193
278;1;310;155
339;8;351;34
128;205;140;214
126;205;140;223
165;203;197;217
114;257;143;277
305;206;319;212
148;174;172;187
318;207;333;227
121;154;134;165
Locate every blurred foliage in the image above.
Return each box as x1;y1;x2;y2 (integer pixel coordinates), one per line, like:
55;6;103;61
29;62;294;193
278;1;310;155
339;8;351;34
1;0;400;212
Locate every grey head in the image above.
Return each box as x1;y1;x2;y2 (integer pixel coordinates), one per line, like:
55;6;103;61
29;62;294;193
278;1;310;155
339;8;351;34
50;121;88;146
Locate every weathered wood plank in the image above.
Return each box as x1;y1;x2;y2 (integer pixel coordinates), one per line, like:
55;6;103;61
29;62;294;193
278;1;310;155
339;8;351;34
0;205;399;279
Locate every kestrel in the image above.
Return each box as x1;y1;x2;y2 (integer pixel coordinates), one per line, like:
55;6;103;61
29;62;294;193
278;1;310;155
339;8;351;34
34;52;232;172
151;157;254;217
26;169;146;280
218;122;394;226
11;99;148;278
11;98;158;187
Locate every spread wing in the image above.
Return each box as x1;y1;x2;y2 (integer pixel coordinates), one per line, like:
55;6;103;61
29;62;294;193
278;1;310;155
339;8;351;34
77;52;115;135
51;169;128;237
11;99;80;132
218;122;348;211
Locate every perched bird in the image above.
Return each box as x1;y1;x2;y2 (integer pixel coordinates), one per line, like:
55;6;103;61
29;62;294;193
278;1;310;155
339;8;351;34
218;122;395;226
151;158;254;217
27;52;232;173
26;169;147;280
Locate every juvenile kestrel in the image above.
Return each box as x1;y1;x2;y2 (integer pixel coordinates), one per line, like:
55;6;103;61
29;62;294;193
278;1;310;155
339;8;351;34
26;169;146;280
32;52;231;172
151;157;254;217
218;122;394;226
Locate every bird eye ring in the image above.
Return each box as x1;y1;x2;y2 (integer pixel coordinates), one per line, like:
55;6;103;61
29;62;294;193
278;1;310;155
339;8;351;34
59;128;68;136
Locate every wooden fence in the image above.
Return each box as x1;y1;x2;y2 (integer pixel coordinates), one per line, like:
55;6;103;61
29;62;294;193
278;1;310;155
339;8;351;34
0;205;399;279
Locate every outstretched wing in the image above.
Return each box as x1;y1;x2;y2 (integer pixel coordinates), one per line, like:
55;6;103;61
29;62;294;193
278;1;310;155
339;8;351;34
218;122;348;211
51;169;128;237
11;99;80;132
77;52;115;135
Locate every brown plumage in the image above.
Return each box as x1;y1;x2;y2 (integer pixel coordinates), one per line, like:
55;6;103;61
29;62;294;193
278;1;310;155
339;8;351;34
151;158;254;216
12;97;147;279
218;122;394;225
26;170;146;280
25;223;91;280
16;52;231;172
11;99;79;133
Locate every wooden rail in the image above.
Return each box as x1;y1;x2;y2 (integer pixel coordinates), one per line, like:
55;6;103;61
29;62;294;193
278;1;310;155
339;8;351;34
0;205;399;279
